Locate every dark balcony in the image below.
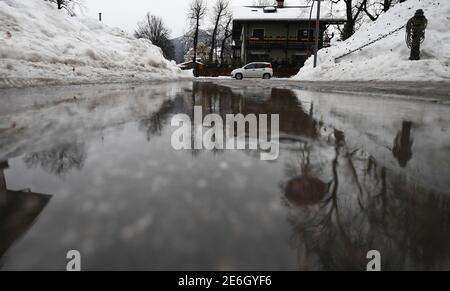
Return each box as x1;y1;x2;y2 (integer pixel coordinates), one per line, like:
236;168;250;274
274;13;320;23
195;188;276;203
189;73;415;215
245;37;322;50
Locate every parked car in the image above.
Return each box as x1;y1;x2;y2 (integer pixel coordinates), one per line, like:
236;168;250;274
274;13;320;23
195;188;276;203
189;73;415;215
231;62;273;80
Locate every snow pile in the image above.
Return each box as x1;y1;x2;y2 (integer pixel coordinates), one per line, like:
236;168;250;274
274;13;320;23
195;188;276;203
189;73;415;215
294;0;450;81
0;0;190;88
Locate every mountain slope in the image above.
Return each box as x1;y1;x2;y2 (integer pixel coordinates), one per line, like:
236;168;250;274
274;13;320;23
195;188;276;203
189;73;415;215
171;30;211;64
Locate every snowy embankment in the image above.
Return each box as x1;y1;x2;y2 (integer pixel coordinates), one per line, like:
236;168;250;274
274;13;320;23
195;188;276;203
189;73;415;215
0;0;190;88
294;0;450;81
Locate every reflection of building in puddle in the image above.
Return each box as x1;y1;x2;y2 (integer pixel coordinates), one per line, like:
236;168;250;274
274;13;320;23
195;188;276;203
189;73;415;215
0;160;52;259
192;83;319;140
281;130;450;270
137;82;321;159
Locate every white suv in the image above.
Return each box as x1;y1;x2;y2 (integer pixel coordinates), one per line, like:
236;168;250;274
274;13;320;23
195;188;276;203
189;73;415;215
231;62;273;80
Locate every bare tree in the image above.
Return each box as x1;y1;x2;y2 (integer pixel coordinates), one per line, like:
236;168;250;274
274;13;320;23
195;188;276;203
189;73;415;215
50;0;66;9
381;0;395;11
46;0;84;15
362;0;398;21
188;0;208;77
326;0;402;38
219;15;233;66
134;13;175;60
331;0;368;40
208;0;229;66
362;0;382;21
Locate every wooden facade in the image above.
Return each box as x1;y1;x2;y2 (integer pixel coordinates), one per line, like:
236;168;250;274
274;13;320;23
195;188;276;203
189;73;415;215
232;11;345;69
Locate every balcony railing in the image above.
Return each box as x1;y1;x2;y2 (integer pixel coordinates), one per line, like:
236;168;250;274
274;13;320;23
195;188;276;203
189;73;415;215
244;37;330;50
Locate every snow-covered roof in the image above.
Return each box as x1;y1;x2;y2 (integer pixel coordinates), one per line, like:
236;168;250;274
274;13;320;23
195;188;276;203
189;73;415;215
232;5;345;22
179;60;204;66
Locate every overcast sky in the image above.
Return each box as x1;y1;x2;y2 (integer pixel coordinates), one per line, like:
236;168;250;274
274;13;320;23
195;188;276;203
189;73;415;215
83;0;250;39
84;0;310;39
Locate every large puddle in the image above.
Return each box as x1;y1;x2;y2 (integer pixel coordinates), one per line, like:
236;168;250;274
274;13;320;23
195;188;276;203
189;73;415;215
0;81;449;270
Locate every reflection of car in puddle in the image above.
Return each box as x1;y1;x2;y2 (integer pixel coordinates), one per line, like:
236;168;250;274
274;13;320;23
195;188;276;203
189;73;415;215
0;160;52;259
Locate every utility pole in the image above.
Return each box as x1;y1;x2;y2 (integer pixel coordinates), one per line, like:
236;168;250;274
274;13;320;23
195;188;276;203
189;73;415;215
313;0;321;68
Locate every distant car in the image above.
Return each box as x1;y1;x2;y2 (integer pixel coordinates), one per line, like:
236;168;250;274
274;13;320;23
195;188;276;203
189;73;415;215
231;62;273;80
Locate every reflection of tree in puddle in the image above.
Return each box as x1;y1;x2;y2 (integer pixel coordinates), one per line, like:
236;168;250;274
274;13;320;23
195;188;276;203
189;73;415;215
23;143;86;176
122;82;450;270
282;127;450;270
392;121;414;168
139;99;174;142
284;143;328;207
139;112;165;142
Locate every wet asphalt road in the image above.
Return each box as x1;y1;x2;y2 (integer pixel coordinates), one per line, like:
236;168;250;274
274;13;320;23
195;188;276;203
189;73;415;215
199;78;450;103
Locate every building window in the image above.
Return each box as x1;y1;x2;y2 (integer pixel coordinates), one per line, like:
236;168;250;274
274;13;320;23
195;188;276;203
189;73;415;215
298;29;314;41
252;29;265;40
233;48;241;58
